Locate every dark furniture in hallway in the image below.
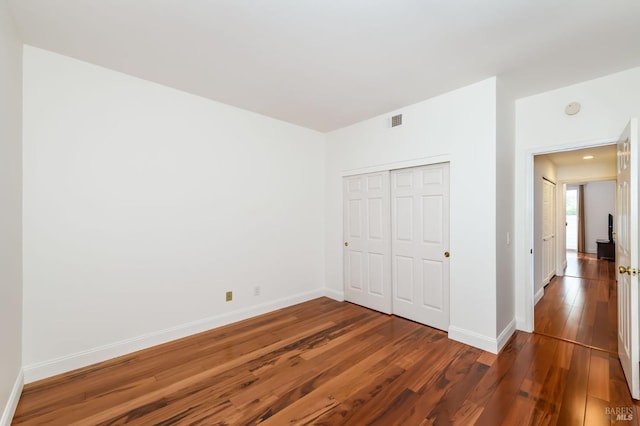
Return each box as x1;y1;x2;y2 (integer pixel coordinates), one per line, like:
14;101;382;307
596;239;615;261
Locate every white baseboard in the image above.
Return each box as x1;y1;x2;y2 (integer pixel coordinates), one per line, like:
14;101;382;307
23;289;325;384
0;370;23;426
496;319;516;352
323;288;344;302
448;326;499;354
534;287;544;305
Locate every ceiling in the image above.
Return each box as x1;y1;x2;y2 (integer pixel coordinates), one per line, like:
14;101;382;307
540;144;617;168
7;1;640;132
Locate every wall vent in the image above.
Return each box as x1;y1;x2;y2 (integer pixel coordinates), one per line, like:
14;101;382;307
391;114;403;127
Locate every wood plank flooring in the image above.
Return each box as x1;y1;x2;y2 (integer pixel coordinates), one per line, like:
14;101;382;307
535;251;617;353
13;297;640;425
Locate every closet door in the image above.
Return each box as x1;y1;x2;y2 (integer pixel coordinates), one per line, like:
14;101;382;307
542;179;556;284
343;172;392;314
391;163;450;331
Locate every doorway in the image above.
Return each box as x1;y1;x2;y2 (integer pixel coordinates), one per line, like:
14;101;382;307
532;145;617;352
565;187;578;251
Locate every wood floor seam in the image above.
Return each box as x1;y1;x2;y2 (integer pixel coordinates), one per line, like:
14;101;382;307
532;331;618;356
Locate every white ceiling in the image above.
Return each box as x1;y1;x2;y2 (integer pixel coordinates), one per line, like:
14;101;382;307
541;144;617;168
7;1;640;132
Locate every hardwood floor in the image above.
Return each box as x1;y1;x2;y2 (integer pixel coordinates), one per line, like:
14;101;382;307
13;297;639;425
535;251;617;353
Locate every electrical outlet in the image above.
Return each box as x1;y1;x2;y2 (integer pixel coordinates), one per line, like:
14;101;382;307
254;286;261;296
225;291;232;302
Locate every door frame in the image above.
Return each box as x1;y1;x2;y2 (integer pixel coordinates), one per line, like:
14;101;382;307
340;155;451;179
519;137;617;332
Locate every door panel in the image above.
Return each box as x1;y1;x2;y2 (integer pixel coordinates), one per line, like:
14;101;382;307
395;196;413;241
391;163;450;330
343;172;392;314
395;255;414;302
348;200;361;237
422;195;443;243
542;179;556;284
617;118;639;399
367;198;383;239
347;251;362;290
422;259;443;309
368;253;384;295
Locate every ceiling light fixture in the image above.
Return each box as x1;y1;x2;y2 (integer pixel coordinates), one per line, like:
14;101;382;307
583;155;594;160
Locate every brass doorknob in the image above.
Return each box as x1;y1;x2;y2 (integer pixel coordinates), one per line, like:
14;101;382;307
344;242;349;247
444;251;450;258
619;266;638;276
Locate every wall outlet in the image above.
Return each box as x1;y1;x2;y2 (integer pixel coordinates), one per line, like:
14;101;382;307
225;291;232;302
254;286;261;296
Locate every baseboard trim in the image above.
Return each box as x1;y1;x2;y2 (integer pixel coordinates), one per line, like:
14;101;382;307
496;319;517;352
23;289;325;384
323;288;344;302
448;326;499;354
534;287;544;305
0;370;23;426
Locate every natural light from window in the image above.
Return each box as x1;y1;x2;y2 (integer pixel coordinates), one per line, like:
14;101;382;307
566;188;577;250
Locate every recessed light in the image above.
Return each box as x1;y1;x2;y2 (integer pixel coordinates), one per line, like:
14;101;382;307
583;155;594;160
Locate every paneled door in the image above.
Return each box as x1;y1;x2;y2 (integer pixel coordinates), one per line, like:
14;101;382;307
616;118;639;399
391;163;450;331
343;172;392;314
542;178;556;284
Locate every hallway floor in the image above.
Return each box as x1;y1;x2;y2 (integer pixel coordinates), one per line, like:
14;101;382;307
535;251;617;353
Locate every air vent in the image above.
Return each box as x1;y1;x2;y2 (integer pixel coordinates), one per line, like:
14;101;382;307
391;114;403;127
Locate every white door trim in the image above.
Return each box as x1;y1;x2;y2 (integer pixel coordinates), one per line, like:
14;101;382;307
341;155;452;178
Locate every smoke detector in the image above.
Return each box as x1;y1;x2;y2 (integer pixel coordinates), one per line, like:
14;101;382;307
565;102;581;115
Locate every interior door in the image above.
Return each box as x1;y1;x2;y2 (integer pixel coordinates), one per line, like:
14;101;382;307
617;118;639;399
391;163;450;330
542;179;556;284
343;172;392;314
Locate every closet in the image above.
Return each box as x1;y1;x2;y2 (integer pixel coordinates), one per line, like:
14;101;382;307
343;163;450;330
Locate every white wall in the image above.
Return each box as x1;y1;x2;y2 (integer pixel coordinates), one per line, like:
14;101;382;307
22;46;326;381
495;78;516;339
325;78;503;352
583;181;615;253
515;66;640;330
0;0;23;423
532;156;557;301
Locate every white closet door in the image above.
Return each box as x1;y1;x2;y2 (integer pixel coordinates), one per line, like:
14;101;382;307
391;163;450;331
343;172;392;314
542;179;556;284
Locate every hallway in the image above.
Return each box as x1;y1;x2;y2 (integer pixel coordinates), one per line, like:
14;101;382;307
535;251;617;353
